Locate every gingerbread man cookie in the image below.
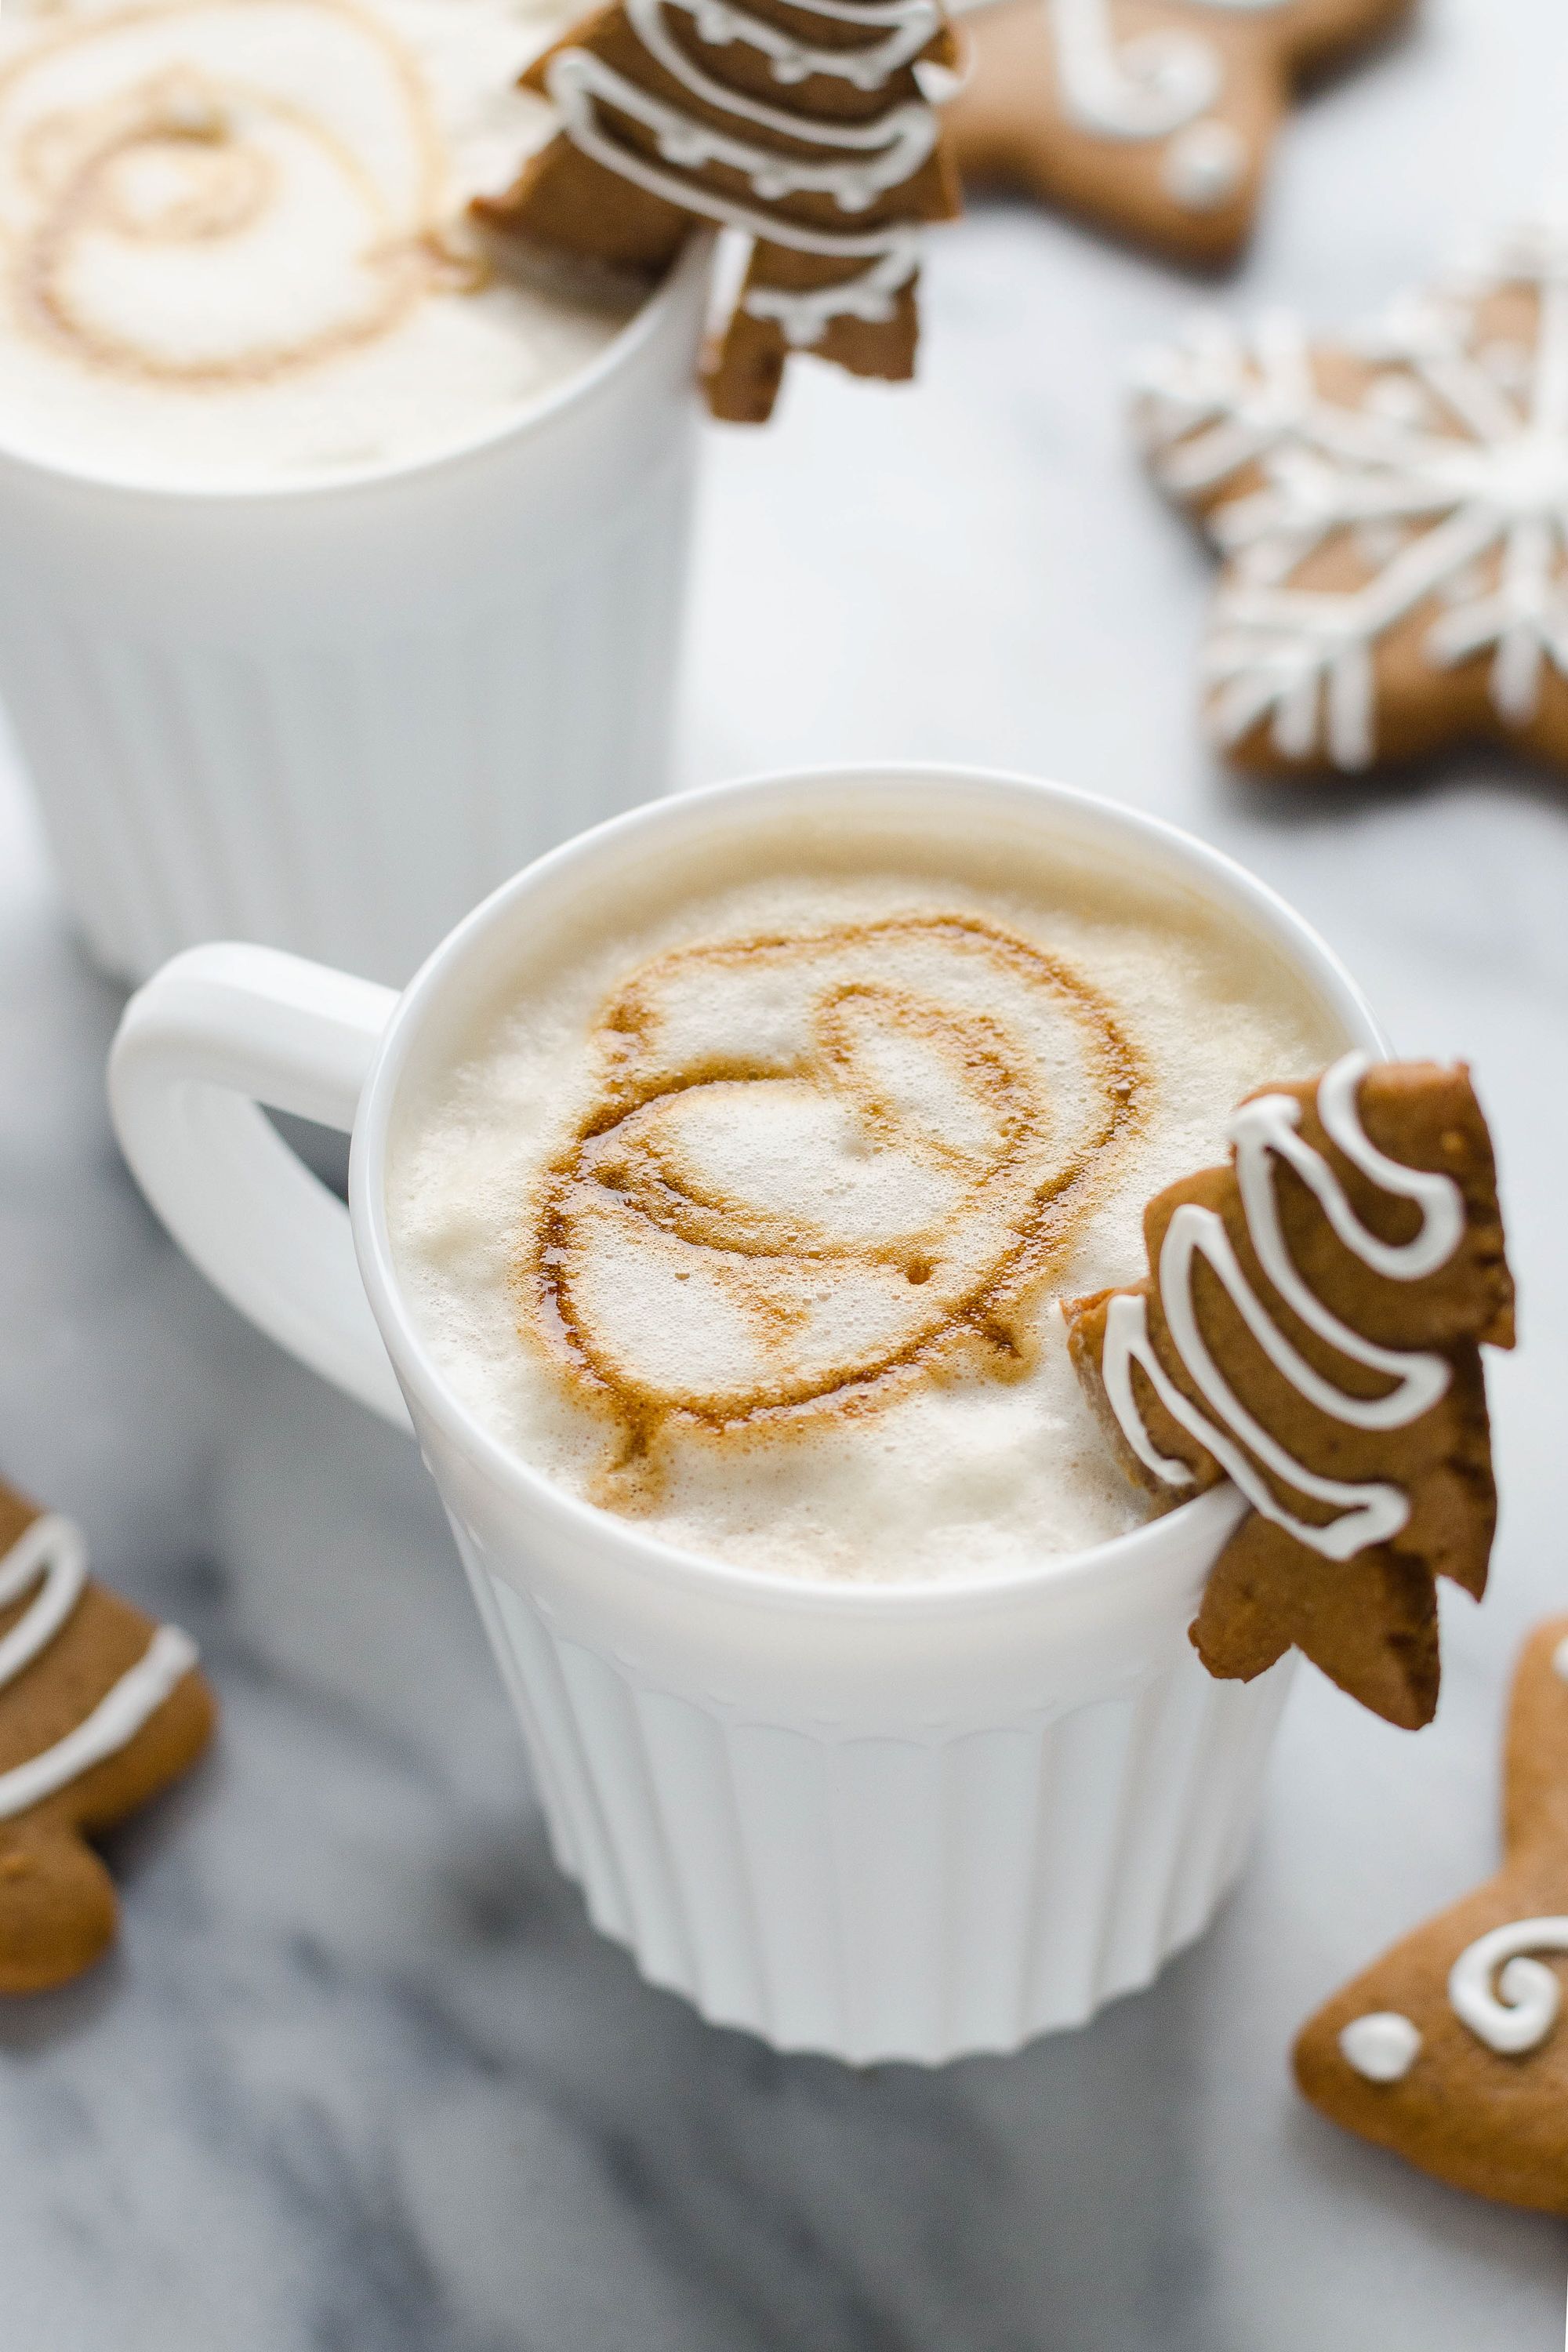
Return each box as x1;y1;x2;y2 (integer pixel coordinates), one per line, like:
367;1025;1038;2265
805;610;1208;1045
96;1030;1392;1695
475;0;961;422
946;0;1411;267
1135;220;1568;772
1065;1054;1514;1729
0;1478;214;1993
1294;1617;1568;2216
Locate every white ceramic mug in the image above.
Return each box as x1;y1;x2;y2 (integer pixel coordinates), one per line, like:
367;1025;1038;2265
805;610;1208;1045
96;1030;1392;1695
108;765;1383;2063
0;241;710;990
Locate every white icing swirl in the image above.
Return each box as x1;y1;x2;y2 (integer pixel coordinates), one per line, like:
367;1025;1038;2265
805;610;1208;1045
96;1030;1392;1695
543;0;944;347
1448;1918;1568;2056
1100;1051;1467;1559
0;1510;199;1823
1051;0;1221;141
1044;0;1283;211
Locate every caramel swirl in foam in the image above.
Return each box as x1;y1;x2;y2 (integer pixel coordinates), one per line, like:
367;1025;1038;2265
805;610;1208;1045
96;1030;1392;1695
517;914;1146;1469
0;0;482;386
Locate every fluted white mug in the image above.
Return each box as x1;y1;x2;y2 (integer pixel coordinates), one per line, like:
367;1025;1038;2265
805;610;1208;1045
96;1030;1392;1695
107;765;1382;2063
0;240;710;989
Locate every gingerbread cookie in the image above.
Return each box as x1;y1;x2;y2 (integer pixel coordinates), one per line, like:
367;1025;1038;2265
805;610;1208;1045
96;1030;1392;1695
1065;1054;1514;1728
0;1478;214;1993
947;0;1411;267
474;0;961;421
1135;219;1568;771
1294;1617;1568;2215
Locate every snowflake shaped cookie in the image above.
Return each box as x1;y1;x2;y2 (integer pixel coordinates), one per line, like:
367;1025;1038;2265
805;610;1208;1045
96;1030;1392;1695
1135;220;1568;772
948;0;1413;268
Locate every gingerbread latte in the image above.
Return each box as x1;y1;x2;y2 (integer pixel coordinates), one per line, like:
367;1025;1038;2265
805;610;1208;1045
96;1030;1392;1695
387;809;1344;1580
0;0;637;486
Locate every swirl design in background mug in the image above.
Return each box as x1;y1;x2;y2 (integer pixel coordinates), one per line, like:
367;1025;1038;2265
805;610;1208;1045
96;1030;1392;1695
0;0;478;384
519;913;1146;1468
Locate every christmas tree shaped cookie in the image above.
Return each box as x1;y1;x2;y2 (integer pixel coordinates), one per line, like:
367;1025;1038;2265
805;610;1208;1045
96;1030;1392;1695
477;0;962;421
948;0;1413;267
1136;220;1568;771
1294;1616;1568;2216
0;1477;214;1992
1065;1054;1515;1728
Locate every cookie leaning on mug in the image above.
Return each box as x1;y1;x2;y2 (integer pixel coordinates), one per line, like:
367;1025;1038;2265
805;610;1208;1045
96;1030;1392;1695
1294;1617;1568;2216
474;0;962;422
1065;1054;1514;1728
0;1479;214;1992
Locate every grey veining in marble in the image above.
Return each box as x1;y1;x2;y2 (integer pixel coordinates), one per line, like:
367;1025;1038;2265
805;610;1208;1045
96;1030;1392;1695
4;0;1568;2340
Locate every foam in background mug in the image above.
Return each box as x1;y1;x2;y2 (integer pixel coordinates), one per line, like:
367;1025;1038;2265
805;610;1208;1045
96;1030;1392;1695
0;0;711;988
108;768;1385;2063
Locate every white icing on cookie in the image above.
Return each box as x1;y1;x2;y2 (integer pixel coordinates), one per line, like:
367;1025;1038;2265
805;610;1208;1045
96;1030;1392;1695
1051;0;1221;141
0;1512;199;1824
1552;1633;1568;1685
1134;220;1568;764
1162;117;1247;210
1100;1051;1466;1559
1049;0;1282;210
0;1515;87;1695
670;0;942;89
1339;2009;1422;2082
543;0;945;348
0;1628;199;1823
1449;1918;1568;2056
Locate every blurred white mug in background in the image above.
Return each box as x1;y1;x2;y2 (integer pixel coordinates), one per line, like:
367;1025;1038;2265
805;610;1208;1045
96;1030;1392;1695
0;0;710;985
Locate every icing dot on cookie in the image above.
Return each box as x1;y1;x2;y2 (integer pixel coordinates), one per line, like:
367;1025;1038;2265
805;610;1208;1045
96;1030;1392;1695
1340;2010;1422;2082
1163;119;1247;212
1553;1635;1568;1685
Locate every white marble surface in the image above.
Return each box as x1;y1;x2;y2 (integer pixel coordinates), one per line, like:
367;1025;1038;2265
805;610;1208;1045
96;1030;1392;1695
3;0;1568;2339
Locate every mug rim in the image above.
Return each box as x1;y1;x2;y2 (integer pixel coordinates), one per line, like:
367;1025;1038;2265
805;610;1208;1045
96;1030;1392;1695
348;763;1386;1621
0;236;711;507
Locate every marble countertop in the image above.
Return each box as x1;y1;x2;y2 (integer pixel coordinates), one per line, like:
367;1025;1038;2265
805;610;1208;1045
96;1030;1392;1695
3;0;1568;2339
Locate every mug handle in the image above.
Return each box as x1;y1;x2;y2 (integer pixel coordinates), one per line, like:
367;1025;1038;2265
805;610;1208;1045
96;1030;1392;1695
108;944;409;1428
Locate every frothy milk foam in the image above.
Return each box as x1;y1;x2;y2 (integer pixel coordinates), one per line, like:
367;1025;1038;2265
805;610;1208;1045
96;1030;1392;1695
0;0;635;486
387;814;1345;1581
